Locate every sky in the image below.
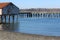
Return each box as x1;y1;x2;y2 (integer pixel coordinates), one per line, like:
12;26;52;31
0;0;60;9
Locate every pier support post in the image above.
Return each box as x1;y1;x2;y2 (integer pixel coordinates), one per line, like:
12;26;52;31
4;16;6;23
12;15;14;23
9;15;10;23
1;16;3;23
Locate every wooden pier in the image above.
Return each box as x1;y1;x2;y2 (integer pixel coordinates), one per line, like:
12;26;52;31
0;14;18;24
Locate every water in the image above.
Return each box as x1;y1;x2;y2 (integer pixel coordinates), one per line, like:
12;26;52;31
18;17;60;36
1;16;60;36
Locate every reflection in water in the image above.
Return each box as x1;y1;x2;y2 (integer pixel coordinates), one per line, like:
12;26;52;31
1;17;60;36
0;22;19;32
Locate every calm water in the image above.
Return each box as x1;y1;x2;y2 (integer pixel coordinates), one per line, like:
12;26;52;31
1;16;60;36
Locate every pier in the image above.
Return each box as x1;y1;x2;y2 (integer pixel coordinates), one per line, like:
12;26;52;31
20;8;60;18
0;14;18;24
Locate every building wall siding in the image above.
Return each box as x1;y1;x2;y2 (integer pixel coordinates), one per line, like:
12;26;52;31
2;3;19;14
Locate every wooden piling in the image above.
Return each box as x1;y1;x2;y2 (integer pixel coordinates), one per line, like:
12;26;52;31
12;15;14;23
9;15;10;23
5;16;6;23
1;16;2;23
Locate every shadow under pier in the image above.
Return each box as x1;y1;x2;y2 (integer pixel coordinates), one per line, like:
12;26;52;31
0;14;19;32
0;22;19;32
0;14;18;24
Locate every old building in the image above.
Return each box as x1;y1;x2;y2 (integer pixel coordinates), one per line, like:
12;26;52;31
0;2;19;23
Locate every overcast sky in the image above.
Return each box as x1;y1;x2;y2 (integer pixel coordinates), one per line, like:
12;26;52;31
0;0;60;9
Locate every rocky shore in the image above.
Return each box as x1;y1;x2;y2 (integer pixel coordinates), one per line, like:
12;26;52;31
0;31;60;40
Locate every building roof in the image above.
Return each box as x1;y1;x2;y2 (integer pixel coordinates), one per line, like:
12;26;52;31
0;2;11;9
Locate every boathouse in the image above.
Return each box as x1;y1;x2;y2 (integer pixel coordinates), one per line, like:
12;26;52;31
0;2;19;23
